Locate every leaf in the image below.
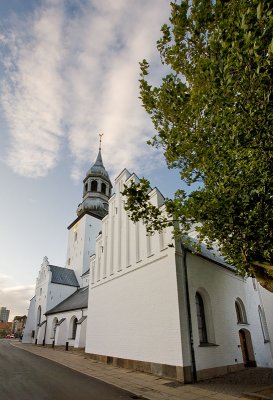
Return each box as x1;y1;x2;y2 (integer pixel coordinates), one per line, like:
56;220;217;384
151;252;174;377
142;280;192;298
126;0;273;292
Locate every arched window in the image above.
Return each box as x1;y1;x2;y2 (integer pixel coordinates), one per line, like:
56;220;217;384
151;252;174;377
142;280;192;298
101;182;106;194
258;306;270;342
70;316;78;339
195;292;208;344
37;306;41;326
51;318;58;339
85;183;88;193
235;298;247;324
91;180;98;192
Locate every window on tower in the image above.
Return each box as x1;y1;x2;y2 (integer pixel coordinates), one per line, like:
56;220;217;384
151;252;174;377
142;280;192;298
101;182;106;194
91;180;98;192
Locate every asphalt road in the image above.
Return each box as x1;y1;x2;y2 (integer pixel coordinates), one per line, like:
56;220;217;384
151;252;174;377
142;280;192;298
0;340;138;400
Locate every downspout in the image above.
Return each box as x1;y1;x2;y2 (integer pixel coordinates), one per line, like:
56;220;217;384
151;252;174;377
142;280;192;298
181;243;197;383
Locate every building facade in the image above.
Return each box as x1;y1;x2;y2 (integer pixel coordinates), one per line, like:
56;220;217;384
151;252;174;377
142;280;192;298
0;306;10;323
0;322;12;338
85;169;273;382
23;153;273;382
23;147;110;347
12;315;27;338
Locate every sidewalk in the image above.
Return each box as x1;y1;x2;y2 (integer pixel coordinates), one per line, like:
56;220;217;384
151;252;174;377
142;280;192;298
11;342;273;400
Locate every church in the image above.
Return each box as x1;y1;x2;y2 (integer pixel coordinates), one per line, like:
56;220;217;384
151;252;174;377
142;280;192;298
23;146;273;383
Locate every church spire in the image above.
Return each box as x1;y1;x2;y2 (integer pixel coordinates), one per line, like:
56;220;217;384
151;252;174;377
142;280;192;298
93;134;104;167
76;134;112;219
99;133;103;151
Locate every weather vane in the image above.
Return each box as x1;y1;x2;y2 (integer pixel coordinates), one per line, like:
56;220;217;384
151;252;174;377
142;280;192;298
99;133;103;150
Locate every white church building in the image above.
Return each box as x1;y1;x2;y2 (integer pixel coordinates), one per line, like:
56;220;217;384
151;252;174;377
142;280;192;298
23;148;273;382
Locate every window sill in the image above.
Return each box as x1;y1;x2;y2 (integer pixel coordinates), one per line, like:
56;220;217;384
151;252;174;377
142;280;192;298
199;343;219;347
237;322;249;325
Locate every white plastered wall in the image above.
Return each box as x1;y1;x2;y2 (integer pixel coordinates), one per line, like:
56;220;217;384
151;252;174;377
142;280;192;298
46;283;77;311
187;253;273;371
75;316;87;348
55;319;68;345
66;214;102;283
86;251;183;365
22;296;36;343
244;279;273;367
86;170;184;367
45;309;87;348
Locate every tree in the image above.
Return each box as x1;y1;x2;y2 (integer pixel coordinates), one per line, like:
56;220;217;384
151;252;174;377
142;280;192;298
123;0;273;291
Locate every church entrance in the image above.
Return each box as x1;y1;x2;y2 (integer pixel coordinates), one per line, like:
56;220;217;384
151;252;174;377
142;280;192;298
239;329;256;367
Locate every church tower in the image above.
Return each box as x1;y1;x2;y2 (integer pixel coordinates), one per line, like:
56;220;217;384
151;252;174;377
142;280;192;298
77;135;112;218
66;137;112;284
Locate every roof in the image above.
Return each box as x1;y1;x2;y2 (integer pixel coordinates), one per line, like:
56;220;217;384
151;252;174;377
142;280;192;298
85;149;111;184
45;287;89;315
0;322;12;329
81;269;90;277
49;265;79;287
185;239;235;272
56;318;66;326
77;316;87;324
67;211;103;230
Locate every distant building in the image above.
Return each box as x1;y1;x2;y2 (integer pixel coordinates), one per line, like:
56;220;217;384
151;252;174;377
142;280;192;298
0;307;10;323
12;315;27;338
0;322;12;338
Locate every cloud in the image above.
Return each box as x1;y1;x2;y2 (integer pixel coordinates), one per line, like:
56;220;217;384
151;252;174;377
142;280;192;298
0;273;12;280
1;0;65;177
0;0;171;180
0;277;35;320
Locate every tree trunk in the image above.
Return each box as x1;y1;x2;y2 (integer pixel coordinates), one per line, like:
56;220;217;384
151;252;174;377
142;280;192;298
251;262;273;293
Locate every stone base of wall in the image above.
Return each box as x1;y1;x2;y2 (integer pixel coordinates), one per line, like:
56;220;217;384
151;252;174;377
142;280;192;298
85;352;245;383
197;363;245;381
85;352;185;381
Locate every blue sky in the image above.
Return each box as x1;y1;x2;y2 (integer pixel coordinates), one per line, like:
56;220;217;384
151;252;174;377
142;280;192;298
0;0;184;320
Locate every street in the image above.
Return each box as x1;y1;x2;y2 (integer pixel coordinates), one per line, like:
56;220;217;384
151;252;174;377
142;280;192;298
0;340;138;400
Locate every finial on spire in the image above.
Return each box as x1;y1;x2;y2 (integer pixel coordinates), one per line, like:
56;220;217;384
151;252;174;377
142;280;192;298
99;133;103;150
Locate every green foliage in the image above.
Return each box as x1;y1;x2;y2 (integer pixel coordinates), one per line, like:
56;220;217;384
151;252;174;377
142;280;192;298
123;0;273;291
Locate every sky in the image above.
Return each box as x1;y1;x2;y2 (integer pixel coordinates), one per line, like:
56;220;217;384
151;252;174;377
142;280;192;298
0;0;184;320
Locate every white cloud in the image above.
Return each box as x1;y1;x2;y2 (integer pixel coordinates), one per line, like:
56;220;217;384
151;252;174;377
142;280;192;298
0;274;35;320
0;273;12;281
0;0;171;180
1;0;65;177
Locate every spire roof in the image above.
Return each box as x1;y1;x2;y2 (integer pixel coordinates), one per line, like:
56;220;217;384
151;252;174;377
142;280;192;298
94;148;103;166
85;134;111;182
86;148;110;180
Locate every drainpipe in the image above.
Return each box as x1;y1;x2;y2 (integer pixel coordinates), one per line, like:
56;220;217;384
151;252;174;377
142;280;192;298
181;243;197;383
